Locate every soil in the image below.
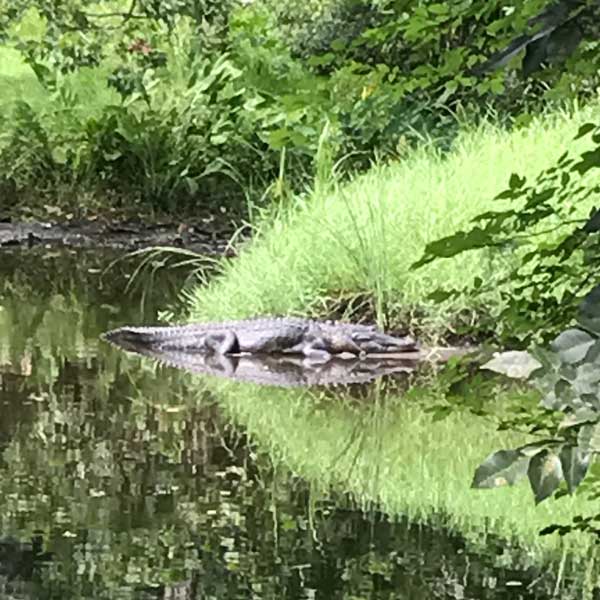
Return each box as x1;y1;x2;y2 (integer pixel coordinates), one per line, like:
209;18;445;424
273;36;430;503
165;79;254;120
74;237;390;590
0;217;246;255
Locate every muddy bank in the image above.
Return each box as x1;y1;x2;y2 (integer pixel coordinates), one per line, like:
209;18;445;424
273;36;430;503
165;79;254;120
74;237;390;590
0;219;244;255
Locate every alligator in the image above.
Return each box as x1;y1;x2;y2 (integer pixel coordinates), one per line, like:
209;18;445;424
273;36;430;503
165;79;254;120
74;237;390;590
102;317;418;360
103;333;472;388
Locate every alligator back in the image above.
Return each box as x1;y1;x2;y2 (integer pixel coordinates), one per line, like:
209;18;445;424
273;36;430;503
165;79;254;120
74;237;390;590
103;317;311;353
102;316;418;356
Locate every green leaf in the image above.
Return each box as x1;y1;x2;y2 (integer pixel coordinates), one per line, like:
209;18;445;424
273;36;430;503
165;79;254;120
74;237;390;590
267;128;291;149
577;422;600;453
573;363;600;396
559;445;590;494
489;78;504;94
578;285;600;336
411;227;494;269
539;523;570;536
531;347;562;373
210;133;229;145
428;3;449;15
527;450;563;504
51;146;68;165
583;210;600;233
471;449;529;489
550;329;595;364
426;289;456;302
518;440;561;457
430;405;452;422
480;351;542;379
559;407;597;430
508;173;526;189
573;149;600;175
574;123;597;140
584;340;600;365
103;150;122;161
184;177;198;196
308;53;335;67
495;187;522;200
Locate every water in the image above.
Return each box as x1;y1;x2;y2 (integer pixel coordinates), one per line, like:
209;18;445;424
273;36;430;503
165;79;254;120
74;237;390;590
0;249;594;599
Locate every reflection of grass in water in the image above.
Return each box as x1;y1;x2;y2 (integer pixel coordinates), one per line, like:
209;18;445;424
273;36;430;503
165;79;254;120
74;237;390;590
0;251;189;391
197;377;598;579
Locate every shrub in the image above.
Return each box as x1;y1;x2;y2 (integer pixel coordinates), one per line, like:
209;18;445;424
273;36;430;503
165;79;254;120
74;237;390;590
1;0;600;215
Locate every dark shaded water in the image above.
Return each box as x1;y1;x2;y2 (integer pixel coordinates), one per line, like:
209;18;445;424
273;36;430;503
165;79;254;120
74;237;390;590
0;249;594;599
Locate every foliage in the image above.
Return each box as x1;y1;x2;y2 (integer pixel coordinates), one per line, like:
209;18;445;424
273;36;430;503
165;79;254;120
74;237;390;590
464;284;600;522
275;0;600;113
259;0;600;170
408;117;600;516
2;1;600;214
0;2;274;213
0;0;235;88
412;121;600;345
0;2;344;213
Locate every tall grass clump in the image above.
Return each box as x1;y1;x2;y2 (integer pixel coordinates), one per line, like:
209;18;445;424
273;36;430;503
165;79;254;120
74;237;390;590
185;103;600;339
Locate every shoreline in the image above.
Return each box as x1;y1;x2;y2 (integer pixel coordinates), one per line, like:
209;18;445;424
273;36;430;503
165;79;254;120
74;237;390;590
0;218;242;255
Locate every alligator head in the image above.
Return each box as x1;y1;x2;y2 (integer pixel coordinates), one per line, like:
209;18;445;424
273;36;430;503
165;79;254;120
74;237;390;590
349;330;418;354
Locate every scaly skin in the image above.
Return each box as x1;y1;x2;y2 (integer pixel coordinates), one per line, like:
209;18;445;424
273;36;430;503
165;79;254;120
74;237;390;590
102;316;418;358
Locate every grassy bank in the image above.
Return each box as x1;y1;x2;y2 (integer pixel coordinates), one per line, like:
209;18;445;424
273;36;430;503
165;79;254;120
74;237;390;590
186;103;600;340
192;376;598;592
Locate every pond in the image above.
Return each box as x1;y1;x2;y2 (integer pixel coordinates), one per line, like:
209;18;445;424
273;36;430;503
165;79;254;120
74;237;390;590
0;248;597;599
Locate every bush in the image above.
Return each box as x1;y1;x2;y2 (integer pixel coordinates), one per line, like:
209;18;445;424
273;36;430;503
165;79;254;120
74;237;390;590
0;3;331;214
268;0;600;149
1;0;599;216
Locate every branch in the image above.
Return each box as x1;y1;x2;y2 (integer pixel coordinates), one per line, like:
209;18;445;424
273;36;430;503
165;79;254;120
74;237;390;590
83;12;147;19
83;0;146;23
508;218;587;242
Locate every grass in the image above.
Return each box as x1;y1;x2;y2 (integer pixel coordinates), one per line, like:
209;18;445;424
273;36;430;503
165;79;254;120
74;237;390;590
0;48;45;110
0;47;118;115
185;102;600;340
194;375;599;593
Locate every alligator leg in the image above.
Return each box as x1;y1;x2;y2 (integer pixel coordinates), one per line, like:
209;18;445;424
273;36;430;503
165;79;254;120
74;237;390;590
203;331;239;354
302;331;346;362
350;330;418;353
303;325;364;359
302;346;333;362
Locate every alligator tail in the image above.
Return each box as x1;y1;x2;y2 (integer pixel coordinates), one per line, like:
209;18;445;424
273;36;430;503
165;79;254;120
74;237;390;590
102;327;159;350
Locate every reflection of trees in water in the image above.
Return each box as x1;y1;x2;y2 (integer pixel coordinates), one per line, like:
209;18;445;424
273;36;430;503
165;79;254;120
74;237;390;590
0;248;186;369
0;248;188;395
0;249;187;302
0;352;579;599
0;533;50;599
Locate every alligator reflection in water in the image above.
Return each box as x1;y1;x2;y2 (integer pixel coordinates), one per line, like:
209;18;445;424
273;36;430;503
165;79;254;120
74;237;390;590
104;320;470;387
105;342;418;387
